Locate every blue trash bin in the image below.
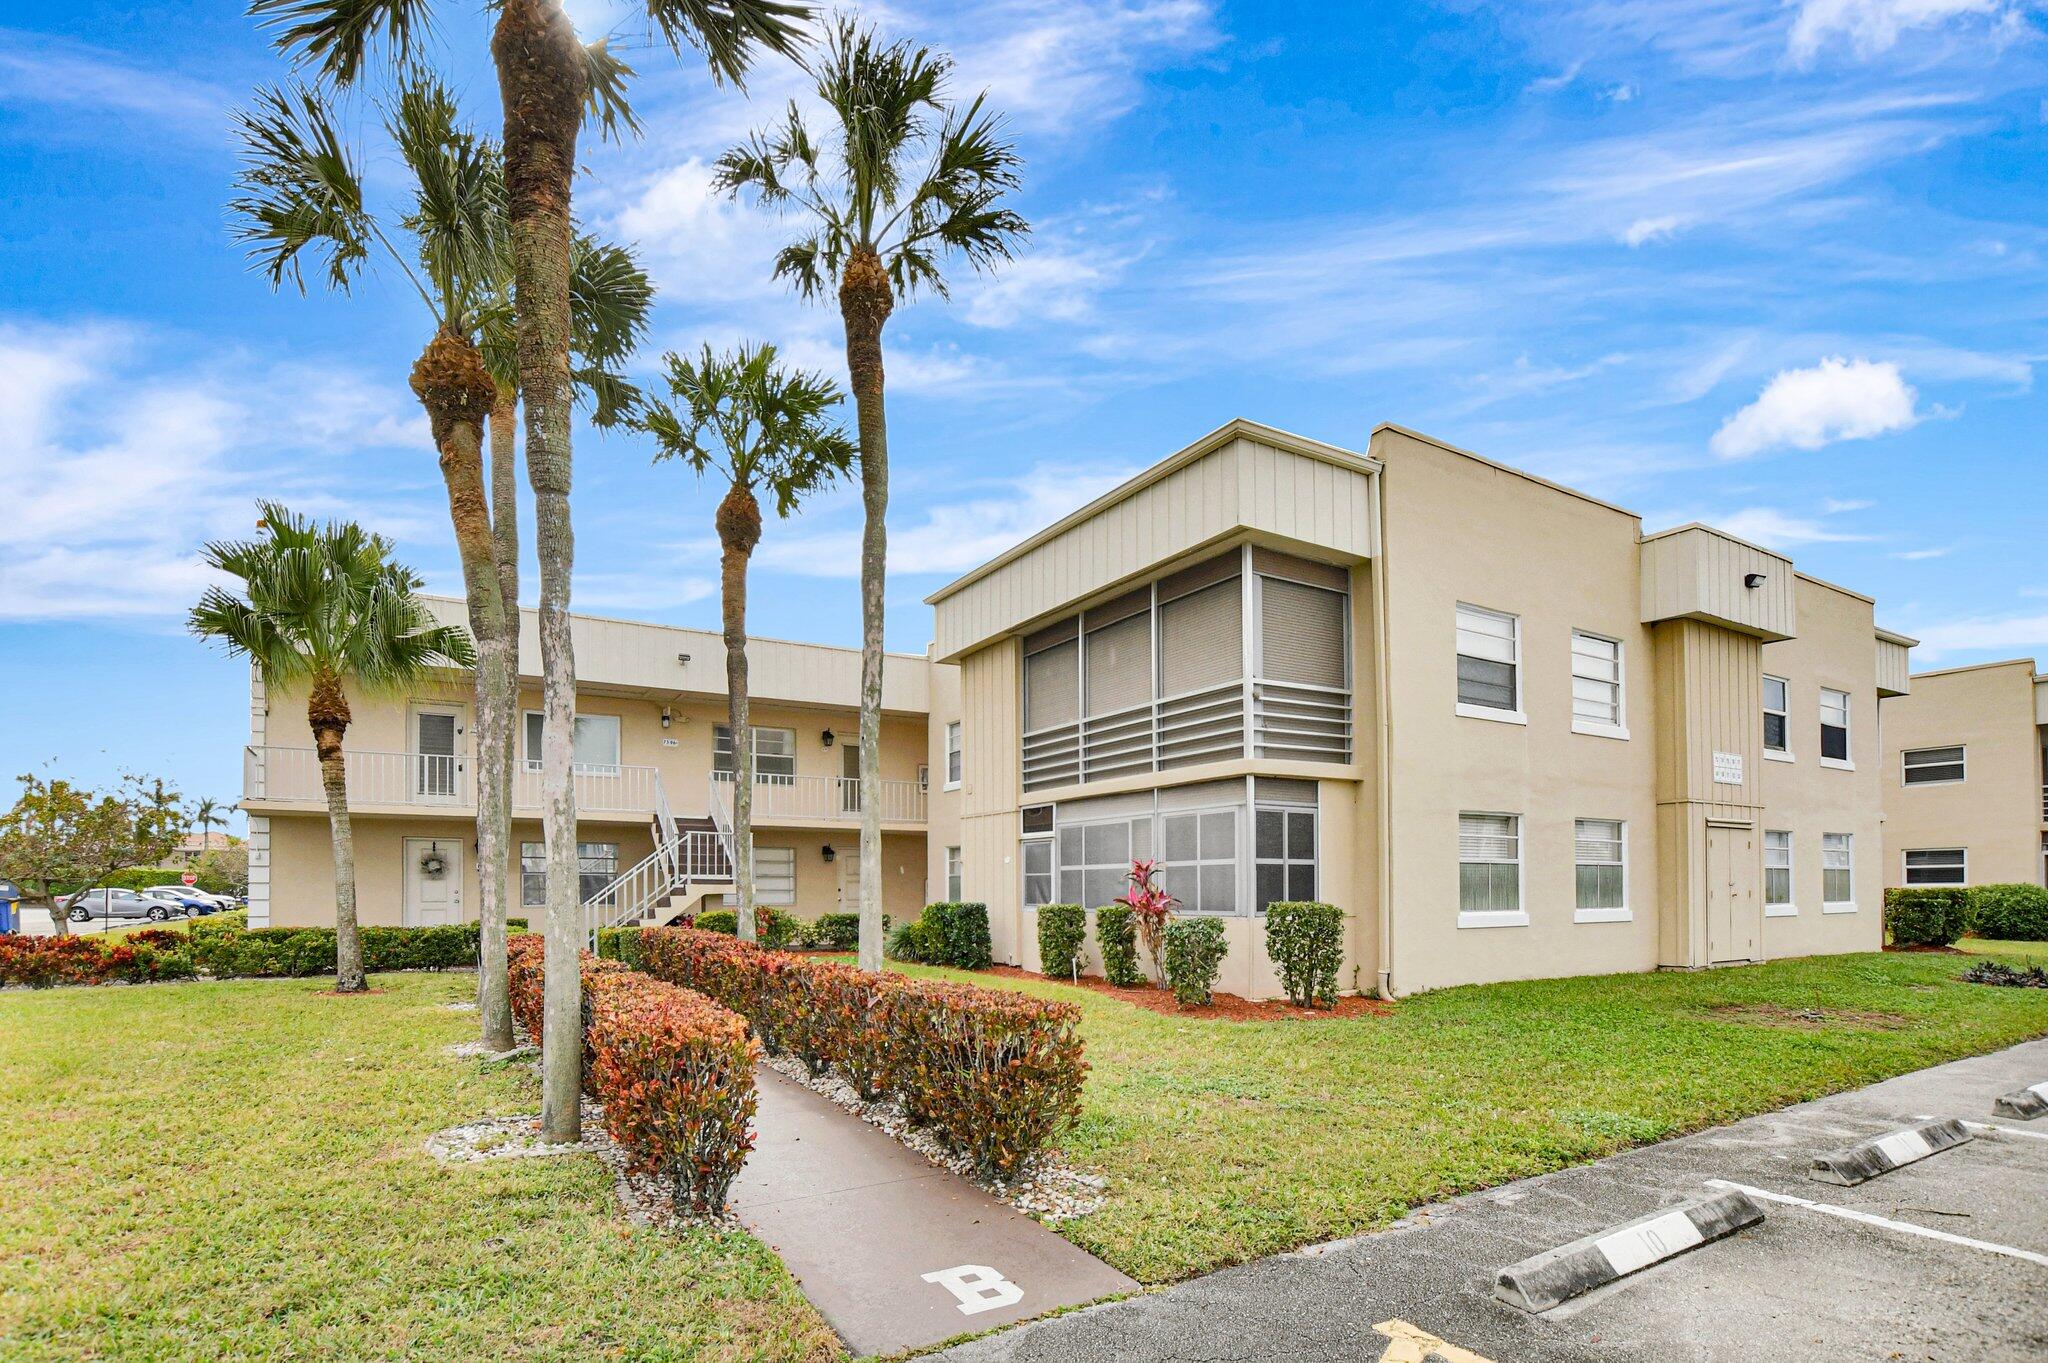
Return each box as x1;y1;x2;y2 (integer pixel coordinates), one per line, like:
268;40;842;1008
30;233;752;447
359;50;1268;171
0;879;20;935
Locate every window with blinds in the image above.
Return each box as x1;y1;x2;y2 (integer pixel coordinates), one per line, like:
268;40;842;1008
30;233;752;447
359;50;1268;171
1573;818;1625;914
1084;613;1152;717
1458;812;1522;917
1820;688;1850;763
712;725;795;781
1822;832;1854;906
1159;578;1242;695
1570;632;1624;732
1024;639;1080;732
1456;604;1519;714
753;846;796;905
1904;848;1966;885
1764;830;1793;909
1260;577;1346;688
1902;746;1965;785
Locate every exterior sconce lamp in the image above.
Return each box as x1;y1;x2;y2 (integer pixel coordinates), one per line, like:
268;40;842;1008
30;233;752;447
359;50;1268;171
1744;572;1767;589
822;729;836;747
660;706;672;729
821;844;836;863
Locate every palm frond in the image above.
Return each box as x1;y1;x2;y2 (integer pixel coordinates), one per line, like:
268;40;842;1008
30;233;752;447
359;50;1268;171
248;0;437;86
227;84;373;295
388;75;506;328
569;234;653;367
640;342;853;511
582;38;643;142
644;0;815;88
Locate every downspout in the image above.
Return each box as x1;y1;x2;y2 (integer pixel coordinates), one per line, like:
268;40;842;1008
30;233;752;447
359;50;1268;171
1372;462;1397;999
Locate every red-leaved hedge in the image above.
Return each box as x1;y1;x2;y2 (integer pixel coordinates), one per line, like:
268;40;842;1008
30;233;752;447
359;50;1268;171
638;927;1085;1180
506;934;758;1214
0;933;198;988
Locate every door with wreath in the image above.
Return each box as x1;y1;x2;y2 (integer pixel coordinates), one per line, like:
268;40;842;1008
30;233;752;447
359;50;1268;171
403;837;464;927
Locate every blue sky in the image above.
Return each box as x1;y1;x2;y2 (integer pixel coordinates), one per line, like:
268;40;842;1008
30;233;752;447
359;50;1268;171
3;0;2044;828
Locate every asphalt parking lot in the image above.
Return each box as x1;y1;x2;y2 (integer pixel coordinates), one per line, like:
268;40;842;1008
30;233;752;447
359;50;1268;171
930;1037;2048;1363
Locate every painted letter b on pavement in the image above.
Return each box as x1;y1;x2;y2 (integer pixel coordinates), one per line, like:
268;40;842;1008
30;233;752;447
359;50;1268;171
922;1264;1024;1316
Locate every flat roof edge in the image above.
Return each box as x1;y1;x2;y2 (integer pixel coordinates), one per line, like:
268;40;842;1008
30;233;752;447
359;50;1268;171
1371;422;1643;522
418;594;930;664
1908;657;2040;680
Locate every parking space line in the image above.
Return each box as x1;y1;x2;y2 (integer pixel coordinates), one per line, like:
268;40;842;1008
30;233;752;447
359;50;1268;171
1957;1119;2048;1144
1704;1179;2048;1268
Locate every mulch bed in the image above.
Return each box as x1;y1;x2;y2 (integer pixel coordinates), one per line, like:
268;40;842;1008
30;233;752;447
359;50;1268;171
984;965;1392;1021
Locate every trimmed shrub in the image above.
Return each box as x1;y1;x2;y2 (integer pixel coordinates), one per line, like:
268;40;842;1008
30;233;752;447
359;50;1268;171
638;927;1085;1179
1884;887;1972;947
596;925;645;967
0;935;113;988
189;910;247;937
1265;901;1345;1007
810;911;861;952
1036;904;1087;980
1095;904;1141;986
695;909;739;936
757;908;800;950
1162;918;1227;1007
506;934;547;1038
886;918;937;963
1970;883;2048;942
923;902;993;970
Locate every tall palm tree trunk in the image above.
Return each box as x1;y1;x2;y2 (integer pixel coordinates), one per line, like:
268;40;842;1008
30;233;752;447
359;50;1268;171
308;671;365;992
840;246;894;973
497;0;587;1141
413;328;514;1049
718;482;762;941
480;384;522;1051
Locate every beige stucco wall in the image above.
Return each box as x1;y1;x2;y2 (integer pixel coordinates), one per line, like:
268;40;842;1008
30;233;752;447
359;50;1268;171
1373;427;1662;994
1881;660;2044;888
924;651;965;906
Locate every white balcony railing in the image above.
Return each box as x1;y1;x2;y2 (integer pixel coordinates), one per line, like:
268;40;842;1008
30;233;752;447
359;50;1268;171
245;745;665;816
708;770;928;824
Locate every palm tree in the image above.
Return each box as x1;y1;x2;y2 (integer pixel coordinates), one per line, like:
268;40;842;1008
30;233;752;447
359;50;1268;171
191;798;223;863
641;343;855;940
229;76;651;1053
249;0;812;1141
191;502;474;992
718;17;1027;970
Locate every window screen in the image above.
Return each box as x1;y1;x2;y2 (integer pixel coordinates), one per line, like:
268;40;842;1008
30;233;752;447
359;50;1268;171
525;714;620;771
524;841;618;906
1762;676;1789;753
1084;613;1152;717
1058;818;1152;908
1904;848;1966;885
1159;578;1243;695
752;846;796;905
1023;639;1080;732
1456;605;1518;711
713;725;795;781
1260;577;1347;688
1255;806;1317;911
1574;818;1624;911
1822;832;1854;904
945;846;962;902
1459;813;1521;913
1571;633;1622;728
1820;689;1850;762
1160;808;1239;914
1764;830;1792;906
1902;746;1965;785
1021;839;1053;906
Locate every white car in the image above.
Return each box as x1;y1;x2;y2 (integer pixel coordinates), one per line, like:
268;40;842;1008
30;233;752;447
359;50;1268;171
143;885;235;913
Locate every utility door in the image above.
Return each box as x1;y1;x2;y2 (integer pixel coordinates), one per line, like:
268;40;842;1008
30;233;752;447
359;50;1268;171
1706;824;1759;964
403;837;464;927
411;705;464;803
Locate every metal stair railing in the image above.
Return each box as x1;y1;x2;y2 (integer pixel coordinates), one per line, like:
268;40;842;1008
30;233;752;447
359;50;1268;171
581;826;731;946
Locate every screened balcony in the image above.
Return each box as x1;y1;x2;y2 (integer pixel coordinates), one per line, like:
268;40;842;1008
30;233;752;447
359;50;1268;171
1020;546;1353;791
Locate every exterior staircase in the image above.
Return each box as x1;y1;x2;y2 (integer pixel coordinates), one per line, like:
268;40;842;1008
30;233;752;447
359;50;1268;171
581;804;734;945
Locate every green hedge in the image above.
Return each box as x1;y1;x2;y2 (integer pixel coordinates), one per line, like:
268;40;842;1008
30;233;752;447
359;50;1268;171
1162;918;1227;1007
1884;887;1972;947
886;917;939;963
1036;904;1087;980
694;909;738;936
809;912;861;952
596;925;645;967
1095;904;1141;986
1265;901;1345;1007
50;865;242;897
1969;883;2048;942
922;902;993;970
2;920;475;986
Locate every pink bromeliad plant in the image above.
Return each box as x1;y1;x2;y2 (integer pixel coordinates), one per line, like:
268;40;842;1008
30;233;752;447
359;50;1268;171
1116;859;1178;984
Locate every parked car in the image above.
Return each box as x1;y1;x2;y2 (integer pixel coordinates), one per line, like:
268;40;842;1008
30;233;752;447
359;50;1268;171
143;885;232;913
139;887;218;916
67;888;181;922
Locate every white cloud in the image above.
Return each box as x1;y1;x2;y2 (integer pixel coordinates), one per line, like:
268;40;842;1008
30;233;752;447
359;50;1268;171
0;29;228;139
961;246;1115;328
1706;506;1875;548
1603;82;1639;102
1909;609;2048;660
1624;214;1683;246
607;158;792;308
1892;545;1954;559
1787;0;2021;65
1822;496;1876;512
948;0;1221;131
1526;59;1586;95
1709;356;1918;458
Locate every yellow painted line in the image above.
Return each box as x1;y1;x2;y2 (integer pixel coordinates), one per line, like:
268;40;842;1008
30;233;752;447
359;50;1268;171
1372;1319;1499;1363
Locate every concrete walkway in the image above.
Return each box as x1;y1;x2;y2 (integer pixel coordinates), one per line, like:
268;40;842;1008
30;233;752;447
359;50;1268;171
728;1067;1135;1357
927;1037;2048;1363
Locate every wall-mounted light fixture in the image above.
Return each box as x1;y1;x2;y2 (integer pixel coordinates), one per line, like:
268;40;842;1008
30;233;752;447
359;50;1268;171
1744;572;1767;589
821;728;836;748
660;706;673;730
821;844;836;863
677;652;692;666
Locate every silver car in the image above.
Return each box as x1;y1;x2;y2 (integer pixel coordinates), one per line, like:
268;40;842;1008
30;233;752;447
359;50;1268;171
67;888;181;923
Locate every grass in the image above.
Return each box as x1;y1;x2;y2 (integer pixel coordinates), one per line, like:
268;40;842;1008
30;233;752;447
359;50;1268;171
0;972;841;1363
1960;936;2048;963
870;947;2048;1283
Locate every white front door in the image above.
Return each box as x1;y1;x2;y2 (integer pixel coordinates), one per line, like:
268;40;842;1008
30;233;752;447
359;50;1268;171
837;848;863;912
412;705;465;803
404;837;464;927
839;742;863;815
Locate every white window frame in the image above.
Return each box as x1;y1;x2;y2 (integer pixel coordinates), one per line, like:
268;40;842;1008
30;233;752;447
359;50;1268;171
1455;603;1525;725
1158;805;1242;916
1572;817;1630;923
1763;829;1796;918
1900;745;1967;787
1822;831;1856;912
523;711;621;774
945;845;963;902
712;724;797;783
521;840;619;907
944;721;963;790
1253;804;1319;914
1762;674;1793;762
751;846;797;906
1457;811;1527;928
1902;847;1968;887
1819;688;1854;770
1020;835;1054;908
1569;630;1628;740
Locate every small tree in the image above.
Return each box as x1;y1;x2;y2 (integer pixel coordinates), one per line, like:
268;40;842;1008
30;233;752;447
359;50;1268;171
0;773;184;934
1114;859;1177;984
641;342;854;941
197;843;251;897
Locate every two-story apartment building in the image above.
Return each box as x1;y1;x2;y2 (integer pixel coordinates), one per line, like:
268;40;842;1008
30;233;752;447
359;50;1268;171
922;420;1912;997
1881;658;2048;890
246;418;1912;998
242;606;938;932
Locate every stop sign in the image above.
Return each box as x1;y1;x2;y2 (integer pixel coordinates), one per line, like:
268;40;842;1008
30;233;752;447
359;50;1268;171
181;871;197;886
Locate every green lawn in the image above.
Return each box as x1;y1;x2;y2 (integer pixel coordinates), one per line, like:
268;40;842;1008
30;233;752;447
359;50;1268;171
875;948;2048;1283
0;972;840;1363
